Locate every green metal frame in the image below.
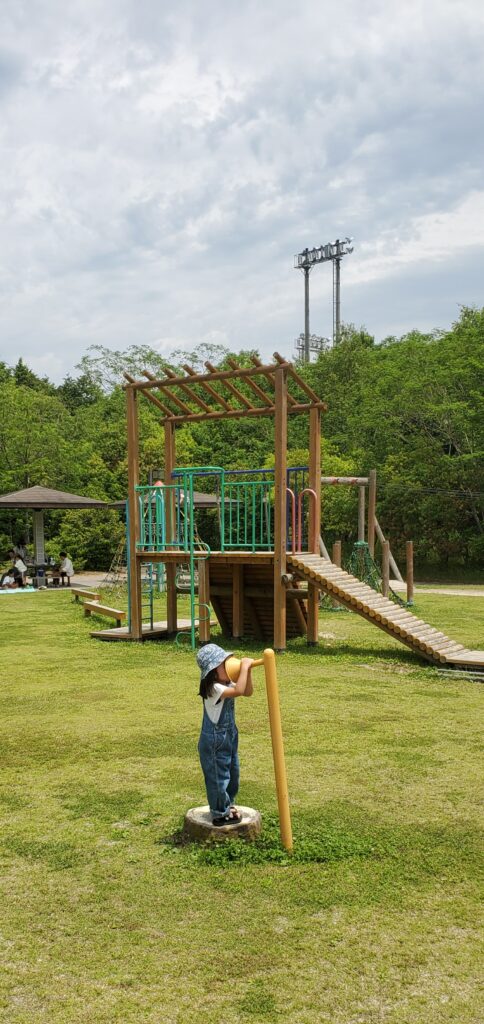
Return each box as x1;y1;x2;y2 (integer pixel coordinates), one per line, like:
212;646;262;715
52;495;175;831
135;466;275;647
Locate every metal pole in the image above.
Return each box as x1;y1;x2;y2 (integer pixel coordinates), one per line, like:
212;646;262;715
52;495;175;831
304;266;310;363
333;256;341;345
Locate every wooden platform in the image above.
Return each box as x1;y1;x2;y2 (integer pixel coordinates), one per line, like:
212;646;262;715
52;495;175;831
288;553;484;669
90;618;215;641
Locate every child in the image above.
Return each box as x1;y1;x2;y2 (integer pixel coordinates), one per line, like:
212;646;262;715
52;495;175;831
196;643;253;826
59;552;74;586
8;549;27;584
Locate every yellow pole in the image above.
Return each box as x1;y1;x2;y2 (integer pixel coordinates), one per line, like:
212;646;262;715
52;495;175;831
225;651;293;852
263;648;293;852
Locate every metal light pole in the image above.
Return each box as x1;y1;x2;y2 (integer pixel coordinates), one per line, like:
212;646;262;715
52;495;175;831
333;253;341;345
303;264;311;362
294;237;353;357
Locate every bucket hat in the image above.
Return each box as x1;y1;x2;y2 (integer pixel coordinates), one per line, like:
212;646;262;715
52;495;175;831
197;643;233;680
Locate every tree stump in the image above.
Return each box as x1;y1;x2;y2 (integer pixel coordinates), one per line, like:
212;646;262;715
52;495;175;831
183;805;262;843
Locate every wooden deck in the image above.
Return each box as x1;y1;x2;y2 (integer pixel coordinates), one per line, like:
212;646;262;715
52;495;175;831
90;617;216;642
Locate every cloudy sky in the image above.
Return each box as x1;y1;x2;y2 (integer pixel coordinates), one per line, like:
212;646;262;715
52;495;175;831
1;0;483;381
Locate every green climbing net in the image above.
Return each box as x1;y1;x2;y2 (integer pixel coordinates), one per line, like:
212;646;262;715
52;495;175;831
321;540;406;611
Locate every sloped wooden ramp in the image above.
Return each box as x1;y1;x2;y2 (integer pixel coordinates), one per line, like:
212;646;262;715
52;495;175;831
288;554;484;669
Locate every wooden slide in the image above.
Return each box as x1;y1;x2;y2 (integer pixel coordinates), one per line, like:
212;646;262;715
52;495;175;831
287;553;484;669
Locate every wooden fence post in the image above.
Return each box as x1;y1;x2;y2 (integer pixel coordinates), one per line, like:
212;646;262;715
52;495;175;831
367;469;376;558
382;540;390;598
406;541;414;605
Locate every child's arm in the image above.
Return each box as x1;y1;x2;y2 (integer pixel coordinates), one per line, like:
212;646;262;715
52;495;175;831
218;658;254;699
243;667;254;697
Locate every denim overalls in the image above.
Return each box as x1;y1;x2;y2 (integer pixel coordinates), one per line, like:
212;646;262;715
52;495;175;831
198;695;240;819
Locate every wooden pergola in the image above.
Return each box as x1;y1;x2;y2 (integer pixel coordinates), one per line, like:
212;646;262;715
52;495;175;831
124;353;327;650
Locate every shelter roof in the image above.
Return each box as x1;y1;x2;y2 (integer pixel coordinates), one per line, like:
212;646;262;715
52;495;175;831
0;486;108;509
124;352;327;425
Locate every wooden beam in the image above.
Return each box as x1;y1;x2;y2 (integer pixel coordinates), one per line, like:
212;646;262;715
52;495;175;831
130;360;289;391
126;386;142;639
227;357;272;406
274;352;326;407
183;364;232;411
123;372;175;418
161;366;212;413
245;597;264;640
273;366;287;651
285;579;308;635
164;420;177;633
158;401;324;426
142;369;192;415
250;354;296;406
204;361;255;410
232;564;244;638
368;469;377;557
210;596;231;637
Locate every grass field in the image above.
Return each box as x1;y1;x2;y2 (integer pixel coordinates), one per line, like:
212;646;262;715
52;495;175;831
0;589;482;1023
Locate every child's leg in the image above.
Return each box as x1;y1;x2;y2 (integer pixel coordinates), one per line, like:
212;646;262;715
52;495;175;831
198;733;232;819
227;731;240;806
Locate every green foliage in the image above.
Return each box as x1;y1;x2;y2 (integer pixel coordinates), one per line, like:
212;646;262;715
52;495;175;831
55;508;124;570
0;308;482;570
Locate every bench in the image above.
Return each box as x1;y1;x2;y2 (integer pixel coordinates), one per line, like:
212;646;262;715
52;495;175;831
83;601;127;628
72;588;101;602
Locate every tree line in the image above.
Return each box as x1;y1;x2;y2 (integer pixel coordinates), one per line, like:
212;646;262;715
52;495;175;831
1;306;482;575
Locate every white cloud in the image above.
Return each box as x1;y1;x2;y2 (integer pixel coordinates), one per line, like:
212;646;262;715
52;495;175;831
0;0;484;379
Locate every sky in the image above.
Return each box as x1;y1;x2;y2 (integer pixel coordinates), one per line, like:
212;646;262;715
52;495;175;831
1;0;484;382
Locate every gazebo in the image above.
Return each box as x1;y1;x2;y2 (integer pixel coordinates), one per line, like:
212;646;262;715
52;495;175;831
0;486;108;565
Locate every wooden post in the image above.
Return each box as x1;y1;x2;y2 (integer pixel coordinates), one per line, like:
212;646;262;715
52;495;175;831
367;469;377;557
382;539;390;598
263;648;293;852
232;564;244;638
164;420;177;633
273;367;287;651
406;541;414;605
198;559;211;643
331;540;342;609
358;485;365;542
307;407;321;644
126;386;142;638
332;540;342;567
375;517;404;582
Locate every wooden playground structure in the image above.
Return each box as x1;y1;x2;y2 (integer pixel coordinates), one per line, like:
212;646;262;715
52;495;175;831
92;353;483;671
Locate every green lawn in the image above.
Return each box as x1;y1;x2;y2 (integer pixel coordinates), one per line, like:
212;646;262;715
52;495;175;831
0;590;482;1023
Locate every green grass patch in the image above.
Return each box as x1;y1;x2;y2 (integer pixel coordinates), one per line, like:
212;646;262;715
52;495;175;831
0;588;482;1023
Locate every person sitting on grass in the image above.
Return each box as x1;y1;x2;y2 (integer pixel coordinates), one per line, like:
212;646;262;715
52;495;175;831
196;643;253;827
8;549;27;584
59;551;74;587
0;567;24;589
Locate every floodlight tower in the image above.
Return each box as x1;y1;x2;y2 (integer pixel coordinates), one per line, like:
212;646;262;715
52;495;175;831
294;237;354;356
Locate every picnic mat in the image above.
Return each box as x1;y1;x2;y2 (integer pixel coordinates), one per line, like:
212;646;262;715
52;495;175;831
0;587;36;595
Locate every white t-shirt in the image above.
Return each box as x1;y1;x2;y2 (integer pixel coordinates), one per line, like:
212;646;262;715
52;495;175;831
60;557;74;577
203;681;235;724
14;558;27;574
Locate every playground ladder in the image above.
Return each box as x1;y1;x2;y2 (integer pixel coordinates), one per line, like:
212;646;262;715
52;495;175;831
288;553;484;669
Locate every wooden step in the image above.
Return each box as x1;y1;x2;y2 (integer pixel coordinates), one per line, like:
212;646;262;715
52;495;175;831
84;601;126;627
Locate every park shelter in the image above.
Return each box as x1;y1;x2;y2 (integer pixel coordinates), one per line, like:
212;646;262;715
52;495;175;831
0;486;108;564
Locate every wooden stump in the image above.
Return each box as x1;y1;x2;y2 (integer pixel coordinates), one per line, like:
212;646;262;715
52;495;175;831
183;805;262;843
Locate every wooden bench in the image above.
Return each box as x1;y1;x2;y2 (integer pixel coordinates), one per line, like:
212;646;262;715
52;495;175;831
72;588;101;602
83;601;126;628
